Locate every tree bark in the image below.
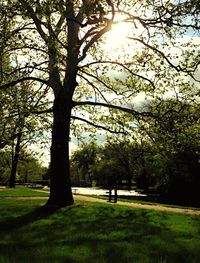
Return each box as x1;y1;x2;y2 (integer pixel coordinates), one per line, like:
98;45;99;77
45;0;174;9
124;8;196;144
9;131;22;188
45;88;74;208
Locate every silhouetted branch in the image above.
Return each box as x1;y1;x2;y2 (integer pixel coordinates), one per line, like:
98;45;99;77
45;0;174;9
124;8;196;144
129;37;199;80
0;77;49;90
80;60;156;90
77;73;109;103
71;115;127;135
73;100;153;118
30;108;53;115
79;69;119;95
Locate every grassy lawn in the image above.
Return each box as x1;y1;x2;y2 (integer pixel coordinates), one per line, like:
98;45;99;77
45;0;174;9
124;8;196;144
0;186;49;197
0;190;200;263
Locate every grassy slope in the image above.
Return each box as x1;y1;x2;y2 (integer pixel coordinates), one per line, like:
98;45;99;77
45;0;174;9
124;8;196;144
0;195;200;263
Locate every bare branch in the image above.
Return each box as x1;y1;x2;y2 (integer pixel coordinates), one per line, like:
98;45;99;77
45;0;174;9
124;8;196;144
0;61;49;78
0;133;21;149
78;1;115;62
55;13;66;36
79;23;112;62
128;37;199;77
79;69;119;95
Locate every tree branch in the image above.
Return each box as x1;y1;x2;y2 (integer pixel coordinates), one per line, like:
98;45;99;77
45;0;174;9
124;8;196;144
128;37;198;76
80;60;156;90
0;77;49;90
79;69;119;95
18;0;48;43
0;133;21;149
78;1;115;62
73;100;152;118
77;73;109;103
71;115;127;135
30;107;53;115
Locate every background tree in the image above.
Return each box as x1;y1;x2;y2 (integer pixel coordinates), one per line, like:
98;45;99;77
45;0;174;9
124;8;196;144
0;2;51;188
70;141;98;186
0;150;11;185
0;79;51;187
138;98;200;205
0;149;47;185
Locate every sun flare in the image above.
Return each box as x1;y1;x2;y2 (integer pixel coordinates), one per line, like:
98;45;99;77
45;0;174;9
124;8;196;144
102;18;145;59
105;21;133;49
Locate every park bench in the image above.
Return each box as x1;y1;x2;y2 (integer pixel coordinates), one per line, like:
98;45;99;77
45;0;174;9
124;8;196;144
29;183;43;189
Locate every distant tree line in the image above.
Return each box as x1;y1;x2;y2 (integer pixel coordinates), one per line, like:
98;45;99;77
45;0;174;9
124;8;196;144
70;99;200;207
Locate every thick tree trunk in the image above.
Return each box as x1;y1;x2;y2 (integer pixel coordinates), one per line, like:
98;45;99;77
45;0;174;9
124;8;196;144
9;132;22;188
46;91;74;208
45;11;80;207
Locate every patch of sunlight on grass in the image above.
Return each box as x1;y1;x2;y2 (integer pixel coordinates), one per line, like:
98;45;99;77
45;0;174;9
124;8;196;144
0;186;49;197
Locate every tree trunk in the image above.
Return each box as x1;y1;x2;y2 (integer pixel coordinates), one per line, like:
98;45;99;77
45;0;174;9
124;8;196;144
9;132;22;188
88;171;93;187
126;163;132;190
45;10;80;207
86;163;93;187
45;91;74;208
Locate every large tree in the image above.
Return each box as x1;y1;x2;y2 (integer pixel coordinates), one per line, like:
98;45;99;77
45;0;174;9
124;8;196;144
0;0;199;207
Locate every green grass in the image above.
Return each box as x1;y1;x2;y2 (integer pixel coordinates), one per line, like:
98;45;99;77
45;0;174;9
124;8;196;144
0;186;49;197
0;197;200;263
81;194;200;211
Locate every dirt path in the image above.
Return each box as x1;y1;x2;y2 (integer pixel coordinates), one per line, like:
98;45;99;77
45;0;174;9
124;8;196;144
1;189;199;216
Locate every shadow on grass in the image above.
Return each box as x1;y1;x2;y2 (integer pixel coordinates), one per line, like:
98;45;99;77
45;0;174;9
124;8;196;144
0;204;82;233
0;203;200;263
0;206;56;232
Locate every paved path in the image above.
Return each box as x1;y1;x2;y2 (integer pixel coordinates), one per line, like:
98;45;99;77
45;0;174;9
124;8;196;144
35;190;200;215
